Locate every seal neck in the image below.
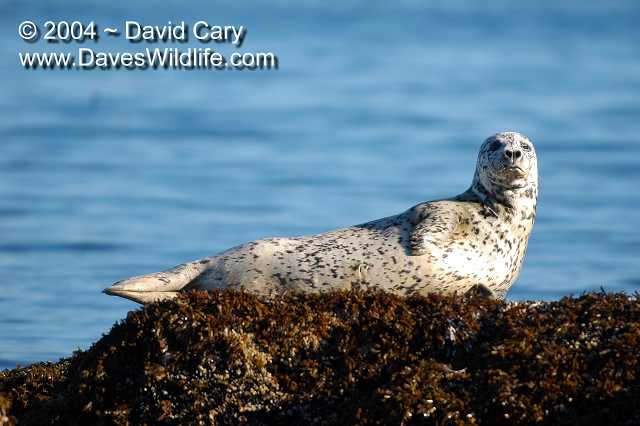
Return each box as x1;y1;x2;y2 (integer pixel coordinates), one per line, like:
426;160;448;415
469;171;537;219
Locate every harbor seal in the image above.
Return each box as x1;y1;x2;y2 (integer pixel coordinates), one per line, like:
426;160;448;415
104;131;538;304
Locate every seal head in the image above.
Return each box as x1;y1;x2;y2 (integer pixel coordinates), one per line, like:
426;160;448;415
472;132;538;216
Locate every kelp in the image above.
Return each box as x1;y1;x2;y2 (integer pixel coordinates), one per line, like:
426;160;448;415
1;290;639;425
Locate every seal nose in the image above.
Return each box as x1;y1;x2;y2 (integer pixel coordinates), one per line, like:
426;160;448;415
503;148;522;162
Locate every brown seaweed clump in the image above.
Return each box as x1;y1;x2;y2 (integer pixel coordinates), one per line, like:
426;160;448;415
1;290;639;425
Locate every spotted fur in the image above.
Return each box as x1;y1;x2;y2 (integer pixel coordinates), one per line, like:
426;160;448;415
105;132;538;304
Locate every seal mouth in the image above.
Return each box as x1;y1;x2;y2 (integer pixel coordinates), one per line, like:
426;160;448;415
506;182;528;189
506;166;526;177
488;166;529;190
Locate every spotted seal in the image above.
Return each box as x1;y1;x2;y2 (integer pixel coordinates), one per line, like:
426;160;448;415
104;132;538;304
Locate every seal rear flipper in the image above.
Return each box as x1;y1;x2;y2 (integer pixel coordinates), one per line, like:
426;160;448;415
103;258;213;304
103;290;181;304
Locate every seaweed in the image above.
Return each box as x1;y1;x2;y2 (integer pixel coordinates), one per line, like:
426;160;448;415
1;290;639;425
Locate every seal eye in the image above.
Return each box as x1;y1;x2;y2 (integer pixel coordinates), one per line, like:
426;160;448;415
521;143;531;151
488;141;502;152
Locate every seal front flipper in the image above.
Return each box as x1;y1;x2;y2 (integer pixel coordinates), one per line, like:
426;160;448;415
408;203;460;256
103;258;213;304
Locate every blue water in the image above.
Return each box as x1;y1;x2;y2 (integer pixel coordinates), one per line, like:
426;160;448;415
0;1;639;370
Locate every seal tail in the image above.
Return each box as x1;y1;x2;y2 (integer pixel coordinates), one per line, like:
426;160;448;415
103;258;212;304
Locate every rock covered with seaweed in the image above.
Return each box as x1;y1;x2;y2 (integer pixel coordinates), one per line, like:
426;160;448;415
1;290;639;425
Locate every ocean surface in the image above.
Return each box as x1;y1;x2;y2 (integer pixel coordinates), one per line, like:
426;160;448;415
1;1;639;370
